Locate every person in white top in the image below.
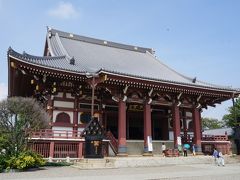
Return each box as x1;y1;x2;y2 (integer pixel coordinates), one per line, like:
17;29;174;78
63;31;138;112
218;151;225;166
162;142;166;157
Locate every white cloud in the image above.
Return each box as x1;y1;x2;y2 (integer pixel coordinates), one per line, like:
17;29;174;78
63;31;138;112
0;83;8;101
48;1;79;20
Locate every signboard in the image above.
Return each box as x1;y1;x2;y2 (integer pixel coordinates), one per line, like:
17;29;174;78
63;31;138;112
147;136;153;152
177;136;182;151
177;136;182;146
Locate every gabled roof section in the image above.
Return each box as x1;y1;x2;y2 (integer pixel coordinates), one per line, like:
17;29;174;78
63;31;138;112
7;28;239;93
8;47;87;74
45;27;236;91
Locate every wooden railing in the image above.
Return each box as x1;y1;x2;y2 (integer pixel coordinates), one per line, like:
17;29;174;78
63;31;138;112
29;129;83;139
54;143;79;158
202;135;228;141
181;134;229;143
29;142;50;158
105;131;118;155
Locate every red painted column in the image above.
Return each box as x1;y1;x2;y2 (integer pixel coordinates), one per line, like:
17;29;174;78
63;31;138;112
143;103;152;153
49;141;55;159
172;103;181;148
118;100;127;155
78;142;83;158
192;107;202;153
73;98;78;135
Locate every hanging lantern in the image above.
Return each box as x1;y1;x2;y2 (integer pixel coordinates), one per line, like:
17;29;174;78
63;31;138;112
10;62;16;69
36;85;39;91
53;87;56;92
31;79;34;84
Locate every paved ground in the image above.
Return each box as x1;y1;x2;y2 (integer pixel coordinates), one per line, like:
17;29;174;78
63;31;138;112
1;163;240;180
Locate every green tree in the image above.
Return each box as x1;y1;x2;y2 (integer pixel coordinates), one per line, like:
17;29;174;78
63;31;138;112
222;98;240;127
222;98;240;154
202;117;224;129
0;97;50;157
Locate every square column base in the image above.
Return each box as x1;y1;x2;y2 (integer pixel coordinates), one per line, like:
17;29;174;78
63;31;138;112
117;153;128;157
142;152;153;156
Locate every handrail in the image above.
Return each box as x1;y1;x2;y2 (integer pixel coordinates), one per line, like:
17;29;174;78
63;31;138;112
105;131;118;154
202;134;228;141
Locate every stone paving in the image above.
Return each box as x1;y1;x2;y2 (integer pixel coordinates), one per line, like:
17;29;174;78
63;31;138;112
1;156;240;180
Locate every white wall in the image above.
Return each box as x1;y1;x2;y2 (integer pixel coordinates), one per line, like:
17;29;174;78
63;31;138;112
66;93;74;99
169;131;174;140
54;101;74;108
54;92;63;98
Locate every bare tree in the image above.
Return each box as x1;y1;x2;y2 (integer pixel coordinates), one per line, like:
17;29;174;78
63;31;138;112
0;97;50;157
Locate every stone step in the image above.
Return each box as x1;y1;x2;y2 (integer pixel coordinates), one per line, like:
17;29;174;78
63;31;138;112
73;158;115;169
72;155;240;169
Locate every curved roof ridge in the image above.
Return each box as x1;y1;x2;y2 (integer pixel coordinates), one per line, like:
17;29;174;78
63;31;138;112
99;67;236;92
145;51;194;82
55;33;72;59
8;47;66;60
48;28;153;54
145;51;232;89
8;47;87;74
195;79;232;89
46;31;56;56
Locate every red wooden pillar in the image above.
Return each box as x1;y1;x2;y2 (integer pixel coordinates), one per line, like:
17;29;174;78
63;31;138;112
172;103;181;148
78;142;83;158
192;107;202;153
143;103;152;153
73;98;78;134
49;141;55;158
118;100;127;155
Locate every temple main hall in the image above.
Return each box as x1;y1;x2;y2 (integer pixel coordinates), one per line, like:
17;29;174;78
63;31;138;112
7;27;239;157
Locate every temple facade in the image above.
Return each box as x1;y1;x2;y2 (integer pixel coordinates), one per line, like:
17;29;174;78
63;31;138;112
7;28;239;157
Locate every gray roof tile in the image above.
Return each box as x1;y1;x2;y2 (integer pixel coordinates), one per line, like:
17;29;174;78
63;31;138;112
7;28;239;92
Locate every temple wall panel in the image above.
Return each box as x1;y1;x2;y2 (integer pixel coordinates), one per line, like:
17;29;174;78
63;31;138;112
66;93;74;99
52;126;73;132
53;110;73;123
186;119;193;129
54;101;74;108
186;112;192;117
54;92;64;98
169;131;174;140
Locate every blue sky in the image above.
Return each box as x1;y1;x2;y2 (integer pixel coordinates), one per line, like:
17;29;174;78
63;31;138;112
0;0;240;120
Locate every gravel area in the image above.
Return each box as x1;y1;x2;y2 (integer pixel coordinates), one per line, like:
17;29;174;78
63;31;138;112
1;163;240;180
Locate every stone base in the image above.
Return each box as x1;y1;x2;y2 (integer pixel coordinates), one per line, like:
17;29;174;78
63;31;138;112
195;151;204;155
142;152;153;156
117;153;128;157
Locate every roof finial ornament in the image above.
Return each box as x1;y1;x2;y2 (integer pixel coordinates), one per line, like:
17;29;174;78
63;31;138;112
192;77;197;83
70;57;75;65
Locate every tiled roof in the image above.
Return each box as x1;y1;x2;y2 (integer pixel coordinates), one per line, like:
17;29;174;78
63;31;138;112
8;47;87;74
7;28;239;92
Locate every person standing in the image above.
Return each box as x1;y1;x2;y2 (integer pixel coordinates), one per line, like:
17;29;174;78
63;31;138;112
192;144;196;156
212;148;219;165
218;151;225;166
161;142;166;157
183;147;188;157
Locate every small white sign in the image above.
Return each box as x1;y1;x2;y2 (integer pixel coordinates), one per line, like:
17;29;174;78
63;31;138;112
177;136;182;146
147;136;153;152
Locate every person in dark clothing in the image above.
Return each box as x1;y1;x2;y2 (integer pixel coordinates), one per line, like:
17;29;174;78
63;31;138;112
183;147;188;157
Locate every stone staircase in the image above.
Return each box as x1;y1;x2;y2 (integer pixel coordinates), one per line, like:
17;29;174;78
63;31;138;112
72;155;240;169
